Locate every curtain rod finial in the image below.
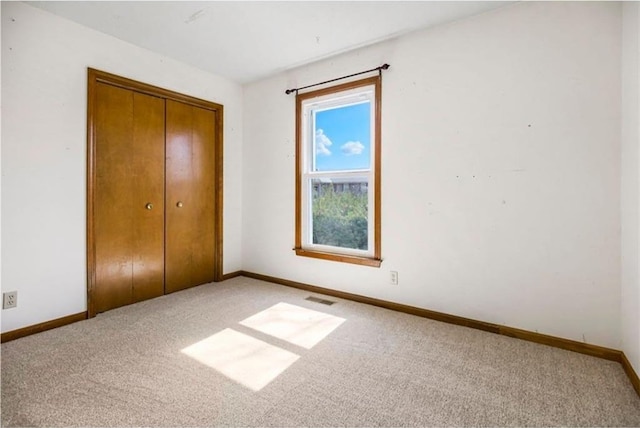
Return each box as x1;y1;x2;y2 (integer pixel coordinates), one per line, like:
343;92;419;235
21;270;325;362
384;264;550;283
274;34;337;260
381;64;390;70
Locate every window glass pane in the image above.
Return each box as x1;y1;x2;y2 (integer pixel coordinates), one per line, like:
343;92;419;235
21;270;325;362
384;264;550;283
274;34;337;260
311;178;368;251
313;102;371;172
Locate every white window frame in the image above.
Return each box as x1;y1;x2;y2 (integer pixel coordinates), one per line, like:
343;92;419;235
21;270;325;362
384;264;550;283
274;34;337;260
295;76;382;267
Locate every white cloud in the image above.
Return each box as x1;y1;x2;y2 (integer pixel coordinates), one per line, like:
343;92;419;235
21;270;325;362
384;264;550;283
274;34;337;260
340;141;365;155
315;129;332;156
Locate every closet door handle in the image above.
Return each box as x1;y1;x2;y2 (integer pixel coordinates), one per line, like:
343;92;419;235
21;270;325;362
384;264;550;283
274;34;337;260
176;201;184;208
145;203;153;210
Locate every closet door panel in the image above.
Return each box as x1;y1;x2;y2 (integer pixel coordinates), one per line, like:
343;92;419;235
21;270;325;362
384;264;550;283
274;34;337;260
191;106;216;286
165;100;193;292
94;83;165;313
94;83;134;313
131;92;165;302
165;100;216;293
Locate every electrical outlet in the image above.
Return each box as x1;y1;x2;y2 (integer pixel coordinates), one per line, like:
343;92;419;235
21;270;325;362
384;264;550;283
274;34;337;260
390;271;398;285
3;291;17;309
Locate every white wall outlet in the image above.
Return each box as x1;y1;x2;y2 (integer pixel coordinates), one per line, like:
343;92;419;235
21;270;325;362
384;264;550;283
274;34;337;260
3;291;17;309
390;271;399;285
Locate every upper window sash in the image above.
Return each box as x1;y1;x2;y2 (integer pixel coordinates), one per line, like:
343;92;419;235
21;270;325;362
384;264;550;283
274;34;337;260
303;86;376;175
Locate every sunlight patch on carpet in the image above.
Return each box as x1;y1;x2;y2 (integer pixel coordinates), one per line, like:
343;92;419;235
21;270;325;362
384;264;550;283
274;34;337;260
181;328;300;391
239;302;346;349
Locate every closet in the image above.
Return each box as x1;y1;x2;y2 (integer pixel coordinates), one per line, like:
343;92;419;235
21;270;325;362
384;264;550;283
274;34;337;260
87;69;223;317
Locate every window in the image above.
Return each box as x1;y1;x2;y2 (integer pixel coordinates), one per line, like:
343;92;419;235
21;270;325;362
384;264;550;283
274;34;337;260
295;76;381;267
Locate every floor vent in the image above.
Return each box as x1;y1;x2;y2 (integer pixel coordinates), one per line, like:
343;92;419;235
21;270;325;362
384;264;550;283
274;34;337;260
305;296;336;306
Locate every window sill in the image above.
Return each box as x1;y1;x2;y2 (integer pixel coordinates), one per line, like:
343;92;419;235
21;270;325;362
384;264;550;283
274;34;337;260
294;248;382;268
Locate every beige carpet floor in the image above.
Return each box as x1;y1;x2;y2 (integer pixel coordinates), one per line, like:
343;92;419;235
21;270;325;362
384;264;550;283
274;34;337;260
2;276;640;427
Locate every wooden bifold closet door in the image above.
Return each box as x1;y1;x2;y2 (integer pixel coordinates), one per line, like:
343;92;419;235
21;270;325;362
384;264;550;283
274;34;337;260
88;69;223;317
165;100;216;293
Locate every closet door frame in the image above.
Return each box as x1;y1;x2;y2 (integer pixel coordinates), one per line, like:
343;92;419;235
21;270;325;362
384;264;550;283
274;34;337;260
87;68;224;318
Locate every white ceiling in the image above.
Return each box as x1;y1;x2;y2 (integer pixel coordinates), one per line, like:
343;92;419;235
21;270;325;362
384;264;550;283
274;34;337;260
28;1;512;84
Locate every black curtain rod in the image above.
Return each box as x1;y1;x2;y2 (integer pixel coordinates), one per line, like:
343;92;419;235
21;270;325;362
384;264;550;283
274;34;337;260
285;63;390;95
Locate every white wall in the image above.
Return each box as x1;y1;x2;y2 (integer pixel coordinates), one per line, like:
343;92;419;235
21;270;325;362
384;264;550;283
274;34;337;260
621;1;640;375
1;2;243;333
243;1;622;348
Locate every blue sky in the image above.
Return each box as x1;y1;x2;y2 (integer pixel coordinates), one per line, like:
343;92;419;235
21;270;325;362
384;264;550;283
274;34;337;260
314;101;371;171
